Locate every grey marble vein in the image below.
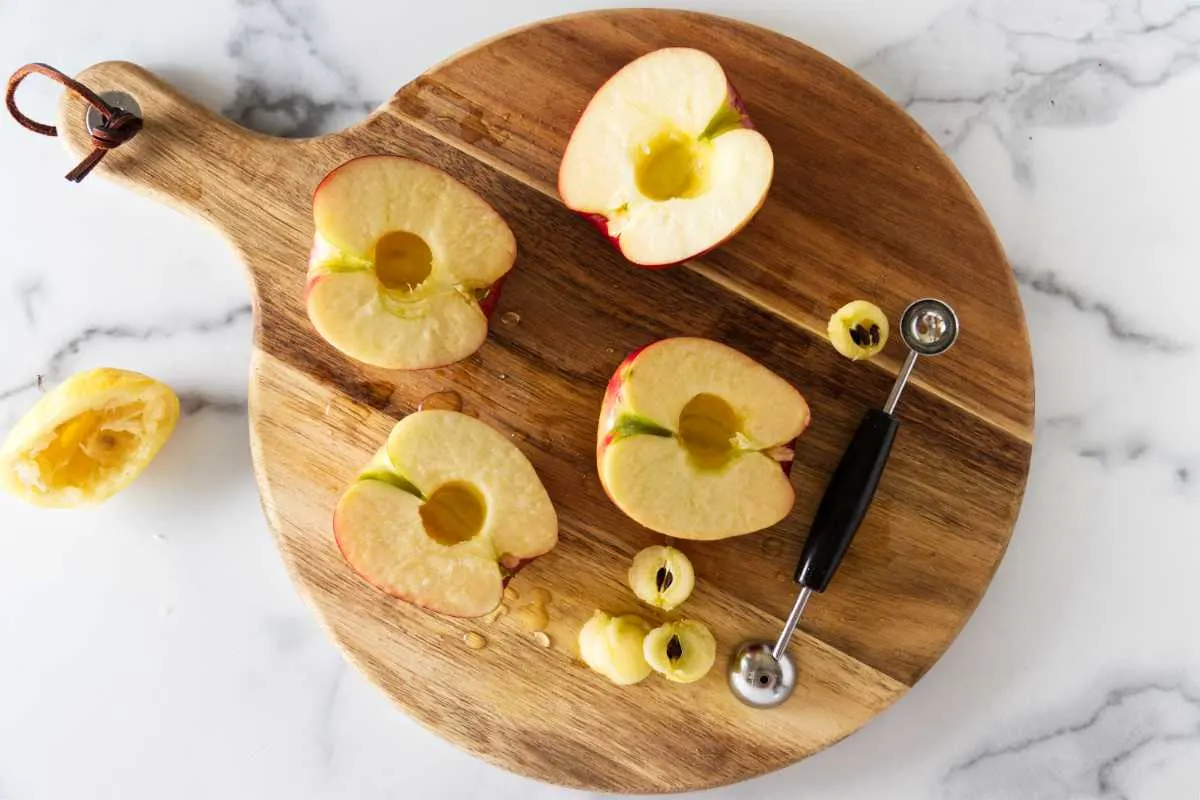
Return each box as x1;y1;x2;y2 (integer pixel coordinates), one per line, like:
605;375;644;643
0;304;252;407
0;378;39;404
265;615;315;655
315;661;345;771
222;0;378;137
1013;265;1190;353
177;391;248;417
224;80;375;138
858;0;1200;167
16;278;44;329
1041;413;1194;484
944;682;1200;799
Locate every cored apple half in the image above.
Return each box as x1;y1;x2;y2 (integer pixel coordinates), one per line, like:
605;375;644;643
558;48;774;267
335;411;558;617
597;338;809;540
306;156;517;369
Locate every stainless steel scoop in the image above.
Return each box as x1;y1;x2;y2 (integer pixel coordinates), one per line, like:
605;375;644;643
728;299;960;708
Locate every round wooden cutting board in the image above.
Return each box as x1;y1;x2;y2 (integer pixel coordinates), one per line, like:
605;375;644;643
54;9;1033;793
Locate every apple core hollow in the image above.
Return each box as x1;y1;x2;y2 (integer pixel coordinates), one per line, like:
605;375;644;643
419;481;487;546
372;230;434;291
40;407;140;489
678;393;739;470
635;131;709;202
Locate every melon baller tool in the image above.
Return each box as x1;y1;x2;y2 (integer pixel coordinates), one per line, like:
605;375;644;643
728;299;960;708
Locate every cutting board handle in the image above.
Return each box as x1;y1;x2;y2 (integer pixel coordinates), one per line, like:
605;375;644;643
56;61;309;234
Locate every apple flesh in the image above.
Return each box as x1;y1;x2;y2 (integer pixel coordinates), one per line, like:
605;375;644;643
628;545;695;611
643;620;717;683
598;338;809;540
558;48;774;267
577;611;653;685
306;156;517;369
334;410;557;617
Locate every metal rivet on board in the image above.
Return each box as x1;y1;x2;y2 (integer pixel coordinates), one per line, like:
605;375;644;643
85;91;141;135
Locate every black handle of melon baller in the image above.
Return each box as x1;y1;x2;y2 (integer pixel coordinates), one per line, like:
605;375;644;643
768;406;901;661
794;408;900;591
747;300;960;691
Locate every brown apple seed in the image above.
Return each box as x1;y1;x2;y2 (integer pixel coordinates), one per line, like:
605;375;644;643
666;634;683;661
655;565;675;592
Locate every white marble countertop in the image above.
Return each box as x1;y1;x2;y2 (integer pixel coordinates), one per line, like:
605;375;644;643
1;1;1198;798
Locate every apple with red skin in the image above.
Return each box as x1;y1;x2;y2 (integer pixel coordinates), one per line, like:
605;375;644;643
559;48;774;268
306;155;517;370
334;410;557;617
597;338;809;540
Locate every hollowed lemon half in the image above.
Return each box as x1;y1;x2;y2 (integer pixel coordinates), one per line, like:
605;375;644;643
0;368;179;508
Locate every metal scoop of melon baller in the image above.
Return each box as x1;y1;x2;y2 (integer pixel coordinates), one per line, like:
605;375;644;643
728;299;959;708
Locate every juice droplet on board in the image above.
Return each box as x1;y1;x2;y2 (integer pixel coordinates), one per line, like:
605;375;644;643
513;602;549;631
501;311;521;325
464;631;487;650
761;538;784;557
418;390;463;413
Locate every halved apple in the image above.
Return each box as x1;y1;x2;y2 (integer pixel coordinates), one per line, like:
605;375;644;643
598;338;809;539
306;156;517;369
558;48;774;267
334;410;557;617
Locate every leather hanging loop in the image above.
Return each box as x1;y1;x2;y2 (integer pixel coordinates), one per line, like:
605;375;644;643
6;62;143;182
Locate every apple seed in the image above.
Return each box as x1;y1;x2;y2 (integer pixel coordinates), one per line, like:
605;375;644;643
655;566;674;592
666;634;683;661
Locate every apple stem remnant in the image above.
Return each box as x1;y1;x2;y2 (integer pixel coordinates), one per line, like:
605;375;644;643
477;273;509;319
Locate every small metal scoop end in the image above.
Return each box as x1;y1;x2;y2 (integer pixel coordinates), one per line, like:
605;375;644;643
900;298;959;356
728;640;797;708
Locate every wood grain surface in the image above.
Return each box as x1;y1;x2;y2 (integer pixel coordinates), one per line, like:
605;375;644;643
55;9;1033;793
